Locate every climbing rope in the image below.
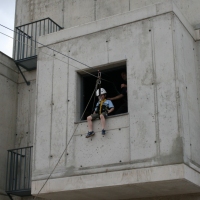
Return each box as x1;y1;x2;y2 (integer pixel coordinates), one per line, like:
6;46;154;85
33;80;99;199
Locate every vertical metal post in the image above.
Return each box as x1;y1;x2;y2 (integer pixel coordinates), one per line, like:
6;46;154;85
15;150;19;190
26;25;29;58
18;29;21;60
22;26;25;59
18;148;22;190
24;148;27;189
13;30;17;60
44;19;45;35
48;19;49;34
5;151;9;191
13;152;16;191
20;28;23;59
17;29;20;60
35;22;37;55
11;152;15;190
30;23;33;57
9;151;13;191
28;147;32;188
39;21;41;36
8;151;13;190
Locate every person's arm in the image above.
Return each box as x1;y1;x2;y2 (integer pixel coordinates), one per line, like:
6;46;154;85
107;107;114;114
121;84;127;88
108;94;123;101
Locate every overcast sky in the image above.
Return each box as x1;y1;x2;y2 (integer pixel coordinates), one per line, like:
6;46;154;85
0;0;16;57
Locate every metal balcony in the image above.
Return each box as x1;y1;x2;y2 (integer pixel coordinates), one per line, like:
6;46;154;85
6;146;33;197
13;18;63;71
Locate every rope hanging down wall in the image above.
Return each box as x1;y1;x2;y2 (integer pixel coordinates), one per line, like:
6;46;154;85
0;25;124;199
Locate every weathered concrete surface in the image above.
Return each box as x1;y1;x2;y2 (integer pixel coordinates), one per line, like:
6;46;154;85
0;52;36;199
173;16;200;171
134;194;200;200
31;1;200;198
0;195;10;200
15;0;200;29
130;0;200;26
7;0;200;199
0;52;18;199
34;5;197;177
32;164;200;200
15;66;36;149
15;79;36;148
38;1;196;48
15;0;63;26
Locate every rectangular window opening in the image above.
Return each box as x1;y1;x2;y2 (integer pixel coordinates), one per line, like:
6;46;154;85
77;62;128;121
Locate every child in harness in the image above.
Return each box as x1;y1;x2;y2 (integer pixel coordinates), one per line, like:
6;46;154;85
86;88;114;138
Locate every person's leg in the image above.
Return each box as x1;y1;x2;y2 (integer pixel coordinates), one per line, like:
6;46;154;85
100;114;106;130
87;115;93;132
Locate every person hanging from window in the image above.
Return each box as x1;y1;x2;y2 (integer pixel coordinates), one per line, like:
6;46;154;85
86;88;114;138
108;71;127;114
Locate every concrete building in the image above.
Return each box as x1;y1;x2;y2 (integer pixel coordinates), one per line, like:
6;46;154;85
1;0;200;199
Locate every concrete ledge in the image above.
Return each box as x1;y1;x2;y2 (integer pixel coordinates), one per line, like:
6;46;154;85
38;0;196;48
32;164;200;199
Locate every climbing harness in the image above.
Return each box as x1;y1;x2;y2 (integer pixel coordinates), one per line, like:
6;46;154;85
99;99;106;114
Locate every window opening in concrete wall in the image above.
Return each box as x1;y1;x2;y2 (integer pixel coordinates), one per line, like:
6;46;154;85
77;63;127;120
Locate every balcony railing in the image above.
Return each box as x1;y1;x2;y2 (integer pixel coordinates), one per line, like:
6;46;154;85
13;18;63;70
6;146;33;197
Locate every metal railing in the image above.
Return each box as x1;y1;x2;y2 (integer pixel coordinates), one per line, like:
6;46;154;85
6;146;33;196
13;18;63;61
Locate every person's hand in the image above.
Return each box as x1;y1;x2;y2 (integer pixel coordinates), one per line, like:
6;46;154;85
121;84;127;88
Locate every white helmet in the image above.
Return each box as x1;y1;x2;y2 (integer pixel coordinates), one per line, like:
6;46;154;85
96;88;107;96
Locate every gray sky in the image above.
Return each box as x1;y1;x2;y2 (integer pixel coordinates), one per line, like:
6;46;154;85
0;0;16;57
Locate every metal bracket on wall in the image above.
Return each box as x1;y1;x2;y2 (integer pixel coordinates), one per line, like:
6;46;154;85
7;193;14;200
16;63;30;86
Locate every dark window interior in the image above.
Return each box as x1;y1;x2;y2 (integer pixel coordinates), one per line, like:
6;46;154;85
79;65;127;120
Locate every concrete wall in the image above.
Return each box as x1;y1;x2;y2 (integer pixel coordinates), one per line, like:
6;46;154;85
130;0;200;26
15;71;36;148
0;52;18;198
134;194;200;200
10;0;200;199
173;16;200;171
15;0;200;28
33;11;185;180
0;53;36;200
